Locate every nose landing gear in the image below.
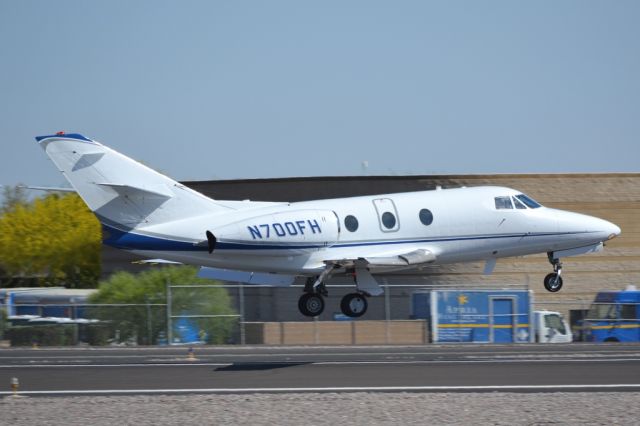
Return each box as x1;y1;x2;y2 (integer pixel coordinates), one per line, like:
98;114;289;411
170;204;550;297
544;253;563;292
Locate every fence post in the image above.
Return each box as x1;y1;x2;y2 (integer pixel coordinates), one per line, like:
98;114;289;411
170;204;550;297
383;278;391;344
145;296;152;345
166;280;172;345
239;282;246;345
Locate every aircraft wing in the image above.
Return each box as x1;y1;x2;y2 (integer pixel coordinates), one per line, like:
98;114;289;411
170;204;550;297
323;248;437;269
315;248;437;296
197;267;297;287
359;248;436;267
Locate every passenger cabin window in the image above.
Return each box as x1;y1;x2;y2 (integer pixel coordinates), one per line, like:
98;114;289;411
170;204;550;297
381;212;396;229
516;194;542;209
344;215;359;232
494;196;513;210
419;209;433;226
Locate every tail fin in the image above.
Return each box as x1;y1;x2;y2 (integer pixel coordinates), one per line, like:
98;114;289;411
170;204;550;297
36;133;227;230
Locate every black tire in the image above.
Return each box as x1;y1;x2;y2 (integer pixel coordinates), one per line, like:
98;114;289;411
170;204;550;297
298;293;325;317
543;273;563;292
340;293;368;318
604;337;619;343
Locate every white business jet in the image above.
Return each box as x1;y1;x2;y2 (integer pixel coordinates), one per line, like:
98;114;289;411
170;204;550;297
37;133;620;318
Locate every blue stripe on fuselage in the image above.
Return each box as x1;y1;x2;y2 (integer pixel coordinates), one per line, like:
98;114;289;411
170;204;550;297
99;223;592;252
101;224;205;251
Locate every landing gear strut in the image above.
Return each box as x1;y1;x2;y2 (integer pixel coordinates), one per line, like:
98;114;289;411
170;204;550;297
544;253;563;292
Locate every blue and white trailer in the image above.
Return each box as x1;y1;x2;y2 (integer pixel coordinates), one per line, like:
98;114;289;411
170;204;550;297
412;289;571;343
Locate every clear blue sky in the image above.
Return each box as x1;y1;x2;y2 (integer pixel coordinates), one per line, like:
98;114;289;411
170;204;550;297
1;1;639;187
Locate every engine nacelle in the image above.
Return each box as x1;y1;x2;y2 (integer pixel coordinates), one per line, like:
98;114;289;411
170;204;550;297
210;209;340;255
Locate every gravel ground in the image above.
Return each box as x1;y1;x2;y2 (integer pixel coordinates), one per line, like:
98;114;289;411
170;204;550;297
2;392;638;425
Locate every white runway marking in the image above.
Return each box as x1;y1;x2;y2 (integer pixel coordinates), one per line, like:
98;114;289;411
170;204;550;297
0;363;232;368
1;384;640;396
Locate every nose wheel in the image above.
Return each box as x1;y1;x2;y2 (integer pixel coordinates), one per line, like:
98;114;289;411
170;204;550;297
544;273;563;292
544;253;564;292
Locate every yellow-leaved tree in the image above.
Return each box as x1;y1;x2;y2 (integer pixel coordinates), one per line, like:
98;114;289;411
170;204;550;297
0;190;101;288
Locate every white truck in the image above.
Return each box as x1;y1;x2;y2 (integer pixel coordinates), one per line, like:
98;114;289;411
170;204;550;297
533;310;572;343
412;290;572;343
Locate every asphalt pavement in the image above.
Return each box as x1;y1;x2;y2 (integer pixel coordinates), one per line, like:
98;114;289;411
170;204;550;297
1;344;639;395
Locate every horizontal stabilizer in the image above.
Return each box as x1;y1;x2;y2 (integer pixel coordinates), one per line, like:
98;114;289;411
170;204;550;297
22;185;76;193
97;182;174;199
197;267;296;286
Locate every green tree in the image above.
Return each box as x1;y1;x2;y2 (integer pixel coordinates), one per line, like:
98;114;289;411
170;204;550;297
0;192;101;288
1;185;28;214
88;266;237;345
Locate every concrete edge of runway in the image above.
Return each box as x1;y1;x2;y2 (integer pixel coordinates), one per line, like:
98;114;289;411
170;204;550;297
3;384;640;397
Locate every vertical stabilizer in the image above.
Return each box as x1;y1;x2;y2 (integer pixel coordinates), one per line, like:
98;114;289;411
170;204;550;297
36;133;227;230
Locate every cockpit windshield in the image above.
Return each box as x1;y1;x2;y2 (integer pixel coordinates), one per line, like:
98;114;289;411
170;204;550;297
494;194;543;210
494;196;513;209
512;197;527;209
516;194;542;208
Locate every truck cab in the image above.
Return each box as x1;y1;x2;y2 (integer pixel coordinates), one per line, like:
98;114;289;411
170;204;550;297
533;310;572;343
582;288;640;342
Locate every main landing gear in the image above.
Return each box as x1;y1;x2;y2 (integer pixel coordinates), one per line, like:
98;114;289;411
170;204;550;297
298;279;328;317
298;292;325;317
340;293;368;318
544;253;563;292
298;277;370;318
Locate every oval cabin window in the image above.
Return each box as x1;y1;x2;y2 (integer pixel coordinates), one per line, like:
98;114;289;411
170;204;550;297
344;215;359;232
381;212;396;229
419;209;433;226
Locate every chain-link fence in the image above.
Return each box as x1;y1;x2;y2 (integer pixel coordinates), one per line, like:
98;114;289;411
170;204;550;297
2;303;241;346
1;284;638;346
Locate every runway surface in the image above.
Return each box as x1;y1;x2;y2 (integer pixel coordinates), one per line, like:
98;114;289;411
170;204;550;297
1;344;639;395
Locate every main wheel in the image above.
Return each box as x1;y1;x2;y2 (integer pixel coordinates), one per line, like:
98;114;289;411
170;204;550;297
543;273;563;292
298;293;325;317
340;293;368;318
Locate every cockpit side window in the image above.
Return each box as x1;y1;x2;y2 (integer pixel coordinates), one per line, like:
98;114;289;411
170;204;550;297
516;194;542;209
494;196;513;209
512;196;527;209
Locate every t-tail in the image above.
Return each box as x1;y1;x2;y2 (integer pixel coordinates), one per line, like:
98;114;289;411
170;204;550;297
36;132;231;233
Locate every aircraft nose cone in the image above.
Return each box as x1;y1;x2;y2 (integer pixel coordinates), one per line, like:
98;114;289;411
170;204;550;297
605;220;621;240
590;216;621;240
